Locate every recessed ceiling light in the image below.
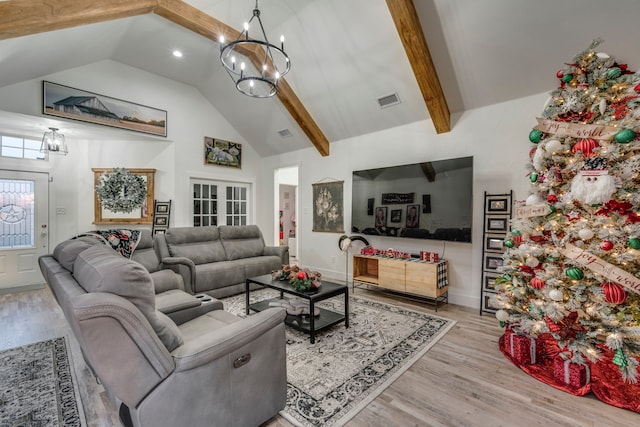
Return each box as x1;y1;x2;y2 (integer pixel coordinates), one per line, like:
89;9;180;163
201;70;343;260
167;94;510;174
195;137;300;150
173;50;183;58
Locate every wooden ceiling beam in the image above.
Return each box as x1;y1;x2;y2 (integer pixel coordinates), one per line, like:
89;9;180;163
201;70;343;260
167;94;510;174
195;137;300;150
0;0;331;156
385;0;450;134
0;0;156;40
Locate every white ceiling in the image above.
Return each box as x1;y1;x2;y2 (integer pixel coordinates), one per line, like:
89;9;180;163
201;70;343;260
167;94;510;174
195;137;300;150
2;0;640;156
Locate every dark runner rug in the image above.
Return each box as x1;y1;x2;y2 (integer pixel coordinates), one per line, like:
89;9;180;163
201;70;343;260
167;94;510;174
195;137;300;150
0;337;85;426
223;289;456;426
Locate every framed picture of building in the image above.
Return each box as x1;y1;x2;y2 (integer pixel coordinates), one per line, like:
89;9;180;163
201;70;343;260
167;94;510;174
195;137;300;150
43;81;167;137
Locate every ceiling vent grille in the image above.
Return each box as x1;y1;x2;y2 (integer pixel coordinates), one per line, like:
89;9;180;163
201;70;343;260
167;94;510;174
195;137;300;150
278;129;293;138
377;92;401;108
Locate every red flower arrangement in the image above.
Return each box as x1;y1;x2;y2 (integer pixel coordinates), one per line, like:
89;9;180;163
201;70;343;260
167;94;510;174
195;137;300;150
272;264;322;291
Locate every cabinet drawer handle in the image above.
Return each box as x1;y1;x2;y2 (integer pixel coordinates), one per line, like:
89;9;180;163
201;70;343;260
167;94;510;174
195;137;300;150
233;353;251;368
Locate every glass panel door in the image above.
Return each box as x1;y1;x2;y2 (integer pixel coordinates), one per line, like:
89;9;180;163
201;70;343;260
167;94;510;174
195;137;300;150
191;179;250;227
0;170;49;290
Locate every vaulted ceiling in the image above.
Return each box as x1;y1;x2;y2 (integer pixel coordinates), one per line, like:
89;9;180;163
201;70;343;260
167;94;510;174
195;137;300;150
1;0;640;157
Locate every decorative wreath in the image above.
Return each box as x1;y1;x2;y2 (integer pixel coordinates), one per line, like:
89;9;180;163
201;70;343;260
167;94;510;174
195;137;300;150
96;168;147;213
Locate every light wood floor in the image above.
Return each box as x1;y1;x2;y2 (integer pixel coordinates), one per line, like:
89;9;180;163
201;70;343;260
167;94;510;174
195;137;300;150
1;287;638;427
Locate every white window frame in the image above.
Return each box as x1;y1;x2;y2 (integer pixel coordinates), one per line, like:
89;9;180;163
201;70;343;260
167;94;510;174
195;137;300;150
190;178;252;227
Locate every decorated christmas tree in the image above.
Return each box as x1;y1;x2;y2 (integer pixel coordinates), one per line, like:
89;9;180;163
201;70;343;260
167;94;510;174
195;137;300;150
494;39;640;399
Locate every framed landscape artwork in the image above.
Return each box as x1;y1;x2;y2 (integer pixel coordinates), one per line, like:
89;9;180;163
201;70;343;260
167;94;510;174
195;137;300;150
43;81;167;137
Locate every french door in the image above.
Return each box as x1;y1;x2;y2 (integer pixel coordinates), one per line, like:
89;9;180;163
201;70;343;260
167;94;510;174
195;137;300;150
191;179;250;227
0;170;49;291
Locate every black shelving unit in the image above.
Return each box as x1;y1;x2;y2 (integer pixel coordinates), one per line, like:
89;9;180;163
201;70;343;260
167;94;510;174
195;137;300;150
480;191;512;315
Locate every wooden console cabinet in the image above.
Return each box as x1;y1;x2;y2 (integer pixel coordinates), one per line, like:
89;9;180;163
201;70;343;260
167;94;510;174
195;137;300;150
352;255;448;309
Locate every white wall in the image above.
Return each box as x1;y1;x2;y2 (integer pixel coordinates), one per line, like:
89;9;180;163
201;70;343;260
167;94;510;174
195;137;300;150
257;92;545;308
0;58;547;309
0;60;262;243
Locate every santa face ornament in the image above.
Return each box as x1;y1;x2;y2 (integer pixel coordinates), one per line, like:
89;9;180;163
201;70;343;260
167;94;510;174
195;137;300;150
570;157;617;206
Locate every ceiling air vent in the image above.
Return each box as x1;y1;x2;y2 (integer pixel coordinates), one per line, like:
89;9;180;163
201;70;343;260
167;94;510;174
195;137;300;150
278;128;293;138
377;92;401;108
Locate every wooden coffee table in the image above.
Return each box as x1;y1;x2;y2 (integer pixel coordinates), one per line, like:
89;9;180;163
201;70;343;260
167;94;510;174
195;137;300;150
246;274;349;344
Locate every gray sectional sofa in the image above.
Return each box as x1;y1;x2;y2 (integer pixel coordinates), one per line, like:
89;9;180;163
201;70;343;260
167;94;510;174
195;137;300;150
156;225;289;298
39;237;287;427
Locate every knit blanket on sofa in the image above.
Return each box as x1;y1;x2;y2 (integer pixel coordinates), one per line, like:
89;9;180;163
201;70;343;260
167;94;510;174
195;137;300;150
74;229;141;258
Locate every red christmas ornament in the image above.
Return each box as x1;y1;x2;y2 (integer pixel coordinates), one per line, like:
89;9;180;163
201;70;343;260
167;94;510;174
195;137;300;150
512;235;524;246
547;194;558;204
600;282;628;304
531;277;545;289
634;83;640;93
571;138;599;157
600;241;614;251
556;70;564;79
546;316;561;333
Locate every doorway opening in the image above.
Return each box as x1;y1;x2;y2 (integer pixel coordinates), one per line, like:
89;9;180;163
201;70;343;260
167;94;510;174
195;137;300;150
275;166;298;261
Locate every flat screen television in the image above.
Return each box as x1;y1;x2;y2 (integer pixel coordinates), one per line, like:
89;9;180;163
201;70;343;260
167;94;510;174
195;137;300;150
351;156;473;243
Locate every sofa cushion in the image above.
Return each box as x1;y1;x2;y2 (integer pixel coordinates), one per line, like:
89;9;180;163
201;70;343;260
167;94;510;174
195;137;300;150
165;226;227;264
73;245;183;352
194;260;246;293
53;238;101;272
150;269;184;294
219;225;265;261
241;255;283;279
131;230;161;273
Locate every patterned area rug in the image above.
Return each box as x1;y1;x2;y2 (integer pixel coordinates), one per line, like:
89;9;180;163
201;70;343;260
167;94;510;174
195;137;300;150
223;289;456;426
0;337;85;426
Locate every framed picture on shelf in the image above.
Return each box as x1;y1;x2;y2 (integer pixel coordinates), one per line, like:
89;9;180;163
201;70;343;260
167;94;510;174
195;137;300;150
483;294;499;312
485;234;505;252
483;272;500;291
154;229;166;235
484;254;504;271
485;195;511;215
155;201;170;214
154;215;168;226
485;216;508;233
390;209;401;223
44;81;167;137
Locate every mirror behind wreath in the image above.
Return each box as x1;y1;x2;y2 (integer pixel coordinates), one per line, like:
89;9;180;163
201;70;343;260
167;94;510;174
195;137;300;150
351;156;473;243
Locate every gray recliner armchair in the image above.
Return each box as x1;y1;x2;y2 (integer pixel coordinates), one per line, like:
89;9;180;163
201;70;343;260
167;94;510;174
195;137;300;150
39;242;287;427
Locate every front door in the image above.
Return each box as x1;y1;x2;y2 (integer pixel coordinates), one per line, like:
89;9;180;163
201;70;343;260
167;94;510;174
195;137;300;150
0;170;49;292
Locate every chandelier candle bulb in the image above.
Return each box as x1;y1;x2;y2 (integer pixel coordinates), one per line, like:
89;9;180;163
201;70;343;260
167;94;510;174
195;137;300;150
280;35;284;50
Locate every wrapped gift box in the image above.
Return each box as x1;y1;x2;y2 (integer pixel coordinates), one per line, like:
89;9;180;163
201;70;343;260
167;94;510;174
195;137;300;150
553;358;591;388
505;328;544;365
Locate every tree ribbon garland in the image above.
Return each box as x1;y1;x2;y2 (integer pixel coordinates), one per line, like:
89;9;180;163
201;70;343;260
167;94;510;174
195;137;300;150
559;243;640;295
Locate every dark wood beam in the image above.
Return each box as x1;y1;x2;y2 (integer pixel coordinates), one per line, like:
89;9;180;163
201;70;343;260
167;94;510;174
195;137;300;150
420;162;436;182
385;0;450;134
0;0;156;40
0;0;331;156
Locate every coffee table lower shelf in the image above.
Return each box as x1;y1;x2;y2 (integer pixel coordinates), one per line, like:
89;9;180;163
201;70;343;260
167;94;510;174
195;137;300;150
249;297;346;337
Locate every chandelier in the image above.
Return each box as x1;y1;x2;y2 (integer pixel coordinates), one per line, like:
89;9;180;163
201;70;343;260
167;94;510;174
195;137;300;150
40;127;68;155
219;0;290;98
